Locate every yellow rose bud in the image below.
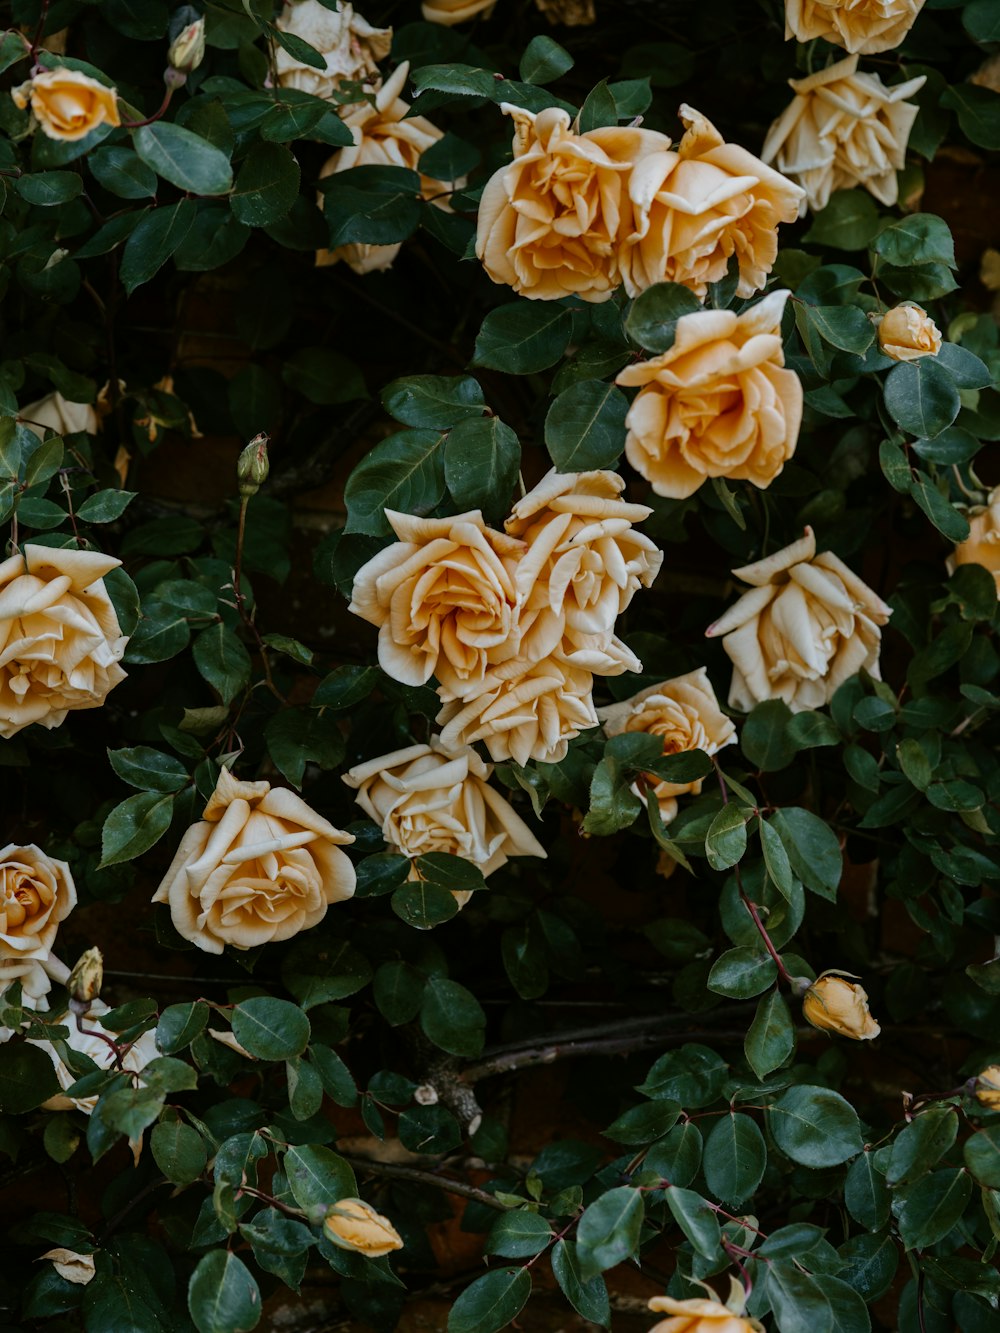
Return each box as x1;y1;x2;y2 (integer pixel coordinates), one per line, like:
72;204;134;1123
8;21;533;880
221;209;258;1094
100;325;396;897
323;1198;403;1257
12;68;121;142
67;948;103;1006
237;433;270;498
975;1065;1000;1111
168;17;206;73
877;304;942;362
801;973;880;1041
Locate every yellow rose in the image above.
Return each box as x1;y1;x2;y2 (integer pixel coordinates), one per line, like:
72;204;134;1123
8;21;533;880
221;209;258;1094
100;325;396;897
38;1250;96;1286
598;669;737;823
616;290;803;499
623;105;804;300
19;391;99;439
974;1066;1000;1110
878;304;942;362
949;488;1000;594
348;509;524;701
706;527;891;713
0;954;67;1042
343;739;545;901
801;973;881;1040
0;845;76;963
323;1198;403;1257
437;657;598;766
648;1294;761;1333
151;768;356;954
785;0;926;54
0;545;128;738
30;999;158;1113
476;104;672;303
275;0;391;98
422;0;496;22
761;56;926;213
12;68;120;142
317;62;457;274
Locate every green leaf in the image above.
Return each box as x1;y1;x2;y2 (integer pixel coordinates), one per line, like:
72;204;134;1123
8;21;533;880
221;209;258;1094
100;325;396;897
281;347;366;405
187;1250;261;1333
268;22;325;71
0;1041;60;1112
941;83;1000;150
100;791;174;867
965;0;1000;42
578;79;618;132
545;379;628;472
637;1044;729;1107
448;1269;531;1333
444;416;520;523
892;1167;973;1250
323;165;422;247
519;35;574;84
845;1151;891;1230
420;976;486;1057
265;708;345;789
382;374;485;429
759;817;795;900
766;1262;871;1333
575;1186;644;1280
803;189;880;249
665;1186;722;1259
705;804;751;871
745;987;795;1080
703;1113;767;1207
884;358;961;438
771;807;843;899
311;1045;358;1107
936;342;993;389
240;1209;313;1292
230;142;300;227
909;470;970;541
151;1120;208;1186
625;282;701;353
344;428;446;536
230;998;310;1061
964;1125;1000;1188
108;746;188;793
741;698;796;770
192;624;251;705
485;1210;552;1258
16;171;83;206
76;489;137;523
133;122;233;196
392;880;461;929
419;132;480;182
887;1105;959;1184
708;945;777;999
644;1122;704;1187
313;665;381;709
22;436;64;490
604;1100;681;1145
473;303;574;374
795;303;875;356
551;1239;610;1328
89;146;157;199
769;1085;863;1167
872;214;955;268
284;1143;356;1210
374;960;426;1026
156;1002;209;1054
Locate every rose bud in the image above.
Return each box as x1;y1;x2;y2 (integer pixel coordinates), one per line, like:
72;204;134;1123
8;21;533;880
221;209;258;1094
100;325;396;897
237;433;270;497
168;16;206;74
877;304;942;362
67;948;103;1006
801;973;880;1041
975;1065;1000;1111
323;1199;403;1257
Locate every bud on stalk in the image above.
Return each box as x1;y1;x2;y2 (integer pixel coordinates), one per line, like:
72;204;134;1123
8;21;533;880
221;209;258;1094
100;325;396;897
167;11;206;75
237;433;270;498
67;947;103;1010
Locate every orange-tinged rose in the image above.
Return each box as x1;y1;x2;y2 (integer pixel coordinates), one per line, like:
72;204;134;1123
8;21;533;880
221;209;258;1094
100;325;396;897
616;290;802;499
648;1294;761;1333
801;973;880;1040
152;768;356;954
12;68;120;142
974;1065;1000;1110
949;488;1000;595
623;105;804;300
0;845;75;963
878;304;942;361
422;0;496;22
476;103;671;302
275;0;391;97
323;1198;403;1256
785;0;926;54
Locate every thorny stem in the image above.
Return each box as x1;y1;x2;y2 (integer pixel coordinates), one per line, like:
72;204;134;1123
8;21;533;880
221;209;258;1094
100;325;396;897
339;1155;508;1211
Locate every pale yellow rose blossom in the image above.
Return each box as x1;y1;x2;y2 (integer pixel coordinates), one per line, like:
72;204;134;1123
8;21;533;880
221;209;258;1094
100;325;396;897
12;67;120;141
476;104;672;302
598;669;736;823
648;1293;762;1333
801;973;881;1040
317;62;458;274
785;0;926;55
275;0;391;98
30;999;158;1113
0;845;76;963
706;527;891;713
761;56;926;213
0;545;128;739
0;954;69;1043
38;1250;96;1285
323;1199;403;1257
616;290;803;499
422;0;496;22
974;1066;1000;1110
877;304;942;362
20;392;99;439
343;738;545;905
349;510;524;701
622;106;804;300
152;768;356;954
948;487;1000;595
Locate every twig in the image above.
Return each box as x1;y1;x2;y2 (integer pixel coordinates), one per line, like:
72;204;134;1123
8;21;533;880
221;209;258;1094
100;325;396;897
339;1155;508;1211
462;1028;749;1083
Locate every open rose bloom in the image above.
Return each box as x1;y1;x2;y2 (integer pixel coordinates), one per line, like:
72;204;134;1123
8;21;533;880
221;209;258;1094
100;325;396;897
761;56;926;213
648;1294;762;1333
801;973;881;1040
949;486;1000;594
0;546;128;739
622;106;804;299
878;304;942;361
617;291;803;499
785;0;926;54
274;0;391;98
0;845;76;963
422;0;496;22
0;955;69;1042
152;768;356;953
707;527;891;713
12;68;120;141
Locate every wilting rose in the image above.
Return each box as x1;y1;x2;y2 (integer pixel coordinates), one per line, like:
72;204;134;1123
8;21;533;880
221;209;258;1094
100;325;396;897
622;105;804;300
437;657;598;766
975;1066;1000;1110
323;1199;403;1257
349;510;523;701
343;739;545;899
878;304;942;361
648;1295;761;1333
598;669;736;823
30;999;158;1113
275;0;391;97
20;392;99;439
761;56;926;213
706;527;891;713
801;973;881;1040
0;954;68;1043
12;68;120;141
949;488;1000;594
505;469;663;670
422;0;496;22
476;103;671;302
0;845;76;962
617;290;802;499
152;768;356;954
317;62;457;274
785;0;926;54
38;1250;96;1286
0;544;129;739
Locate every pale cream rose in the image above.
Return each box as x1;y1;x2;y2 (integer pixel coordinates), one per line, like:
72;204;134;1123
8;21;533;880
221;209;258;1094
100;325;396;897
801;973;881;1040
648;1294;761;1333
761;57;926;214
975;1066;1000;1111
30;999;158;1113
878;304;942;362
343;738;545;903
349;510;523;701
0;545;128;739
622;105;804;300
151;768;356;954
476;103;672;303
38;1250;96;1286
616;291;803;499
0;845;76;963
317;62;458;274
323;1199;403;1257
598;669;736;823
706;527;891;713
0;954;68;1043
167;17;206;74
785;0;925;54
275;0;391;98
20;392;99;439
437;656;598;766
505;469;663;671
12;68;120;141
422;0;496;22
949;487;1000;594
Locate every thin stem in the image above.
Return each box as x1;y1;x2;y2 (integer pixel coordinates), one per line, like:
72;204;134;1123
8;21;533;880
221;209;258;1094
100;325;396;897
231;495;284;703
120;84;175;130
462;1027;749;1083
73;1008;126;1071
738;888;794;985
237;1185;309;1220
30;0;51;62
339;1155;508;1211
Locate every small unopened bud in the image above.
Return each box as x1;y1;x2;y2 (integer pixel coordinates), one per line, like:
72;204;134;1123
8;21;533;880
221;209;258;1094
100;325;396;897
237;432;270;498
168;13;205;74
975;1065;1000;1111
67;947;103;1006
